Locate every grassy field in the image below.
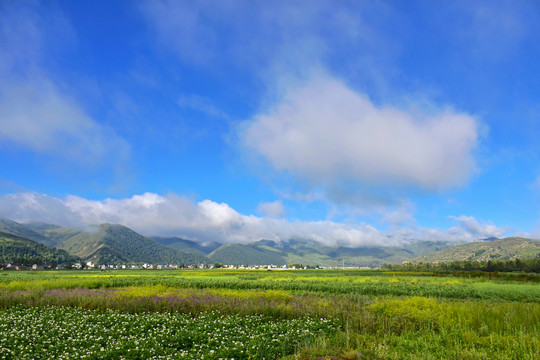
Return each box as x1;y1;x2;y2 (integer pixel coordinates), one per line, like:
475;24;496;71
0;269;538;359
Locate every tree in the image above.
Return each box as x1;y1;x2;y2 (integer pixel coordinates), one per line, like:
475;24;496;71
514;258;523;271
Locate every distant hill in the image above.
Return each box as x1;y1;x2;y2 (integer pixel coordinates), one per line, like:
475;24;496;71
290;239;457;267
25;222;81;247
58;224;210;265
206;239;456;267
410;237;540;263
0;232;76;265
279;239;452;267
209;243;286;265
152;236;221;256
8;219;528;267
1;220;211;265
0;218;55;247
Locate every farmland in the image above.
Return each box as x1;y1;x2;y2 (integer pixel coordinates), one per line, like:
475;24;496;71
0;269;539;359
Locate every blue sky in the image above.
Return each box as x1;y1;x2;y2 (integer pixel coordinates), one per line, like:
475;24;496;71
1;0;539;246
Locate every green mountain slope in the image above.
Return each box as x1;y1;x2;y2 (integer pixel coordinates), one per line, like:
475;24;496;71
206;239;456;267
279;239;452;268
152;236;221;256
24;222;81;247
410;237;540;263
0;219;55;247
0;232;76;265
58;224;209;265
6;219;514;267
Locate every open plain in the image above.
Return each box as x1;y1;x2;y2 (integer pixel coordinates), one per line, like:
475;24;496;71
0;269;538;359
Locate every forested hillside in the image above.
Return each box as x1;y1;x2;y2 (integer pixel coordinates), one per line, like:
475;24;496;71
0;219;54;247
0;232;76;266
58;224;209;265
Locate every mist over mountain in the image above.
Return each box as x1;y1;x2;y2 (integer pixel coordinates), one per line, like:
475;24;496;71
0;218;55;247
151;236;221;256
58;224;209;265
0;219;537;267
0;193;511;249
1;220;208;265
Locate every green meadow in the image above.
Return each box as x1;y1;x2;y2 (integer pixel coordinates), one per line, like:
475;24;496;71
0;269;538;359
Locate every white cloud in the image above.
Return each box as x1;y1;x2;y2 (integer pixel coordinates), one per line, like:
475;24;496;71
241;75;479;192
0;79;129;165
0;1;129;168
449;215;506;239
0;193;85;228
0;192;392;246
0;192;508;247
257;201;285;218
389;215;507;244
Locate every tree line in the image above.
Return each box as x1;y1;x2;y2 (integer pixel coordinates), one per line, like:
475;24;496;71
382;256;540;273
0;232;78;267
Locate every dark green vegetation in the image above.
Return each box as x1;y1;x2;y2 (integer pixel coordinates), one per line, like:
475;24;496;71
0;219;53;246
384;257;540;273
0;269;538;359
0;232;76;266
411;237;540;263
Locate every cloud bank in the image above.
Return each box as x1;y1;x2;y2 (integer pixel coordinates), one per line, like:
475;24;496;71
241;75;479;193
0;192;507;247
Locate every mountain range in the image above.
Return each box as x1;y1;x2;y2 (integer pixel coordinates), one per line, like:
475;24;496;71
410;237;540;263
1;219;207;266
0;219;538;267
204;238;452;267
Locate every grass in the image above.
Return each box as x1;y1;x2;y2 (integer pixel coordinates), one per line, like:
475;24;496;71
1;269;538;301
0;269;538;359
